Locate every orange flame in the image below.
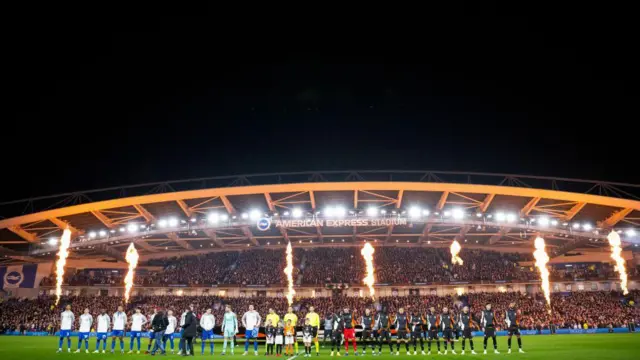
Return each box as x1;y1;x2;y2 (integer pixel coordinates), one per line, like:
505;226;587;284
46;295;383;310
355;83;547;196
607;231;629;295
55;228;72;305
361;242;376;299
450;240;464;265
533;236;551;307
284;241;296;306
124;243;139;303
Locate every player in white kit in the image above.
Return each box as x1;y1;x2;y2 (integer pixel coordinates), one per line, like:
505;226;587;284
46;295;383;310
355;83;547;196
75;308;93;353
129;308;147;353
163;310;178;354
57;305;75;353
111;305;127;353
94;309;111;353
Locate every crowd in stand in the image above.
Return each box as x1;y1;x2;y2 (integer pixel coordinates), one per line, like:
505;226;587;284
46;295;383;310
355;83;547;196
1;290;637;335
39;247;638;288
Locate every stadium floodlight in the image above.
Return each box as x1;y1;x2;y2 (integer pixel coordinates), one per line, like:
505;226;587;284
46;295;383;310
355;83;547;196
380;209;387;215
572;223;580;229
241;213;249;219
110;229;116;234
506;213;517;223
249;210;261;220
283;211;290;216
409;207;421;218
538;216;550;227
324;208;334;217
119;227;126;233
139;224;147;229
366;207;378;217
127;223;138;233
292;208;303;218
48;237;58;245
495;212;506;222
626;229;636;237
88;231;97;239
208;213;219;224
98;230;107;237
423;209;430;216
443;210;451;218
334;206;346;217
190;218;197;223
582;223;593;231
476;212;482;218
168;218;178;227
551;219;558;226
158;219;168;228
452;208;464;220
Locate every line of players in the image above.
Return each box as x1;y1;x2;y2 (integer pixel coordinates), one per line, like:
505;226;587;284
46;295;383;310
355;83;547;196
55;302;526;356
56;303;241;355
321;303;525;356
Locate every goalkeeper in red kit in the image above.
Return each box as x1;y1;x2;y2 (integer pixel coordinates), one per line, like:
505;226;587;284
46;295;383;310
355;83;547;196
341;307;357;355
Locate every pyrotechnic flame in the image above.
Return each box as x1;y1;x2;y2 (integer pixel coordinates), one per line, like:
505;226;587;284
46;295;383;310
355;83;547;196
450;240;464;265
55;228;72;305
124;243;139;303
361;242;376;299
607;231;629;295
533;236;551;307
284;241;296;306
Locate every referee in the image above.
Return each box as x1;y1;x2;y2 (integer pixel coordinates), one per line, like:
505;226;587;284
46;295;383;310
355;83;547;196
305;306;320;355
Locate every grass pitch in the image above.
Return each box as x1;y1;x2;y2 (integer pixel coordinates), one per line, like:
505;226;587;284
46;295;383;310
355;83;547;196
0;334;638;360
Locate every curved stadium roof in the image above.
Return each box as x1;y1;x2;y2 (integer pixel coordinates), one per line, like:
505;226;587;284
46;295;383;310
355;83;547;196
0;170;639;264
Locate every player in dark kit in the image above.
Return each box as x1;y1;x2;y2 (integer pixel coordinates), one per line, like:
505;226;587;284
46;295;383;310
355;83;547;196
457;306;478;355
341;307;357;355
439;307;456;355
359;309;375;355
410;311;426;355
330;311;343;357
393;307;410;355
505;303;525;354
374;307;393;355
481;304;499;354
426;307;441;355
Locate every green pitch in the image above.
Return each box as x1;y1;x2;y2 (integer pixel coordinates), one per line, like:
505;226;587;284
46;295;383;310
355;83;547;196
0;334;638;360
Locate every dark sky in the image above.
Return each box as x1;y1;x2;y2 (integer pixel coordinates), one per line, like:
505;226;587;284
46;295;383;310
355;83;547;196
2;4;638;202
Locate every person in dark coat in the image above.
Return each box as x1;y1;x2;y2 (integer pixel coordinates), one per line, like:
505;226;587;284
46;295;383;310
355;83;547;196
180;307;197;356
151;310;169;355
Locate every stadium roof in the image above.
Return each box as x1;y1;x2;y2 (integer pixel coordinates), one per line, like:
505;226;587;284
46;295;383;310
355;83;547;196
1;170;639;264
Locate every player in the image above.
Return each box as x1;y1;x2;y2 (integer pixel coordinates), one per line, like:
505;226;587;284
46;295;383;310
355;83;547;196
284;306;299;355
323;313;334;348
111;305;127;353
163;310;178;354
410;310;425;355
146;308;158;354
75;308;93;353
360;308;375;355
440;307;456;355
200;308;216;355
129;307;147;353
505;303;525;354
178;306;190;355
305;306;321;356
275;321;285;357
330;311;343;357
57;304;75;353
265;320;276;356
458;306;478;355
393;307;410;355
221;305;239;355
285;320;295;356
94;309;110;353
374;307;392;355
341;306;357;355
303;318;315;357
242;304;262;355
481;304;499;354
426;307;441;355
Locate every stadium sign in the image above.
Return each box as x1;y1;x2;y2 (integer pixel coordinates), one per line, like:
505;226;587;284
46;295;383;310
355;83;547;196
3;270;23;288
263;218;408;230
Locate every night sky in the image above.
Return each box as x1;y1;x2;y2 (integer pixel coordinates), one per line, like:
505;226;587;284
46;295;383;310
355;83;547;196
3;4;638;202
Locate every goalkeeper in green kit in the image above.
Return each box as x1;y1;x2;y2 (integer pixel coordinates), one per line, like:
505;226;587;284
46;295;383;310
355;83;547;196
221;305;239;355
